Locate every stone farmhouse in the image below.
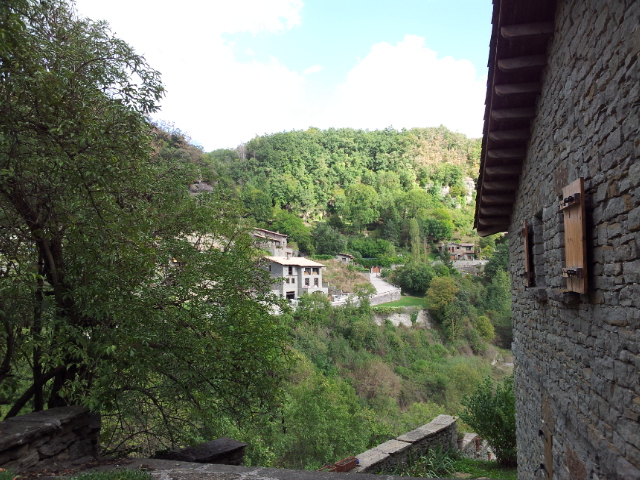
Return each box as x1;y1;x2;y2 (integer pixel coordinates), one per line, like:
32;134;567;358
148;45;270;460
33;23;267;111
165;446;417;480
252;228;293;258
251;229;329;300
266;256;328;301
474;1;639;479
443;242;478;260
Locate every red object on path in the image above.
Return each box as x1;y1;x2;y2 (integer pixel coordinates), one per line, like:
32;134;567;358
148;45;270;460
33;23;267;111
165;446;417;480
317;457;358;472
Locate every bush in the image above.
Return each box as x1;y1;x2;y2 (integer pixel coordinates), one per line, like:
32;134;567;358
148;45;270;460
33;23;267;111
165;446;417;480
0;470;16;480
459;375;517;467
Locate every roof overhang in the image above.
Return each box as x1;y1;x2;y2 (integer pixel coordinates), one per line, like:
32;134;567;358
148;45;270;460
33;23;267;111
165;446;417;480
474;0;558;236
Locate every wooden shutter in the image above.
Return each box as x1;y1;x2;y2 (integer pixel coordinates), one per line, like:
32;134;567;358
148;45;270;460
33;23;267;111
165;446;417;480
559;178;587;293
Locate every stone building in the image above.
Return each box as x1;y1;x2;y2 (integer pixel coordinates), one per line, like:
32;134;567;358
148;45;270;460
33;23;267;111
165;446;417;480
252;228;294;258
474;1;639;479
443;242;478;260
266;256;328;300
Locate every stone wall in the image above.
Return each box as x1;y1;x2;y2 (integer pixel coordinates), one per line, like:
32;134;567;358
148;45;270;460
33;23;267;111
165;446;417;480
368;288;401;306
508;1;639;479
353;415;456;473
0;407;100;472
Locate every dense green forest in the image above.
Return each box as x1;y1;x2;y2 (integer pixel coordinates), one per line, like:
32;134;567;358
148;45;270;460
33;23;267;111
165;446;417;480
0;0;514;473
200;126;481;254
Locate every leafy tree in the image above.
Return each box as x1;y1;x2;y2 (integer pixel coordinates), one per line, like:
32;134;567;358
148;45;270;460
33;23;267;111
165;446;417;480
409;218;421;263
421;209;454;243
459;375;517;467
483;239;509;279
339;183;379;231
271;209;314;254
0;0;290;453
312;223;346;255
474;315;495;342
241;185;272;225
425;277;458;321
347;237;393;259
389;263;436;296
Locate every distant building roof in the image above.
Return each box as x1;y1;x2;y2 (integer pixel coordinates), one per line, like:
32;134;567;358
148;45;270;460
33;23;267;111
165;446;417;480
253;228;288;238
336;253;355;259
266;256;325;267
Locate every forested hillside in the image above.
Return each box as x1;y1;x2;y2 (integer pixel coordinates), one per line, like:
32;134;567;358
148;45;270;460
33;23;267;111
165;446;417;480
198;127;481;254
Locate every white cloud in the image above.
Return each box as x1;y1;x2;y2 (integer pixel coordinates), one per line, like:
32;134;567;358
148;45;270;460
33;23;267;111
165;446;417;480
302;65;323;75
319;35;486;138
74;0;308;149
72;4;485;150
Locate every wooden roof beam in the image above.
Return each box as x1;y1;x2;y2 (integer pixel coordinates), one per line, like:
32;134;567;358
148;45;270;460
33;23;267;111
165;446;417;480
487;148;527;160
498;55;547;73
491;107;536;121
483;180;518;191
489;129;530;142
495;83;541;96
476;224;510;237
485;165;522;176
501;22;554;40
480;194;515;204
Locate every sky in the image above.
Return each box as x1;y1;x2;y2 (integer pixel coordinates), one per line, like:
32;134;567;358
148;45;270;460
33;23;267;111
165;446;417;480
74;0;492;152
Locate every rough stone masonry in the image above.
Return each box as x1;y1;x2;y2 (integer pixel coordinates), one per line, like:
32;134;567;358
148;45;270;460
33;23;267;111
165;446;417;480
506;0;640;479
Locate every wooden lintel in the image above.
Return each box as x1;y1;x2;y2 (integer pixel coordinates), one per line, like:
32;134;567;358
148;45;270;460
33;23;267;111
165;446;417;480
485;164;522;176
480;206;512;216
501;22;554;40
495;83;541;96
487;148;527;160
476;225;509;237
478;216;510;227
489;129;530;142
483;180;518;191
498;55;547;72
491;107;536;121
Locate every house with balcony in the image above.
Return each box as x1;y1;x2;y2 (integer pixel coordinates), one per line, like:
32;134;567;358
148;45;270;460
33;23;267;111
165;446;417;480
266;256;328;301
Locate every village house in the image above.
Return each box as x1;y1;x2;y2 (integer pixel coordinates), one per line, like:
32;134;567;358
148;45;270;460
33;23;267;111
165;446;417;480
265;256;328;301
252;228;293;258
442;242;478;260
474;1;639;479
335;252;355;264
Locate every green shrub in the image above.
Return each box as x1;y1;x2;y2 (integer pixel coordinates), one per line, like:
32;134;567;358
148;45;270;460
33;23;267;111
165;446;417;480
459;375;517;467
391;447;458;477
0;469;15;480
475;315;495;341
309;254;335;260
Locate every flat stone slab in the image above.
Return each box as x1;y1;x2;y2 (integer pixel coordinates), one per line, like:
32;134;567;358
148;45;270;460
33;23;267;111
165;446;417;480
372;439;411;455
153;438;247;465
82;458;435;480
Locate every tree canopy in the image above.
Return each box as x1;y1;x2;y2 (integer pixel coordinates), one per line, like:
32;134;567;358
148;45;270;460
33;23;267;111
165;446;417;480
0;0;289;453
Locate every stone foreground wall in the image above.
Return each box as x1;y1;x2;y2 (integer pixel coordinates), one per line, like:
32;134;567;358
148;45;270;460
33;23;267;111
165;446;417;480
509;1;639;479
0;407;100;472
353;414;456;473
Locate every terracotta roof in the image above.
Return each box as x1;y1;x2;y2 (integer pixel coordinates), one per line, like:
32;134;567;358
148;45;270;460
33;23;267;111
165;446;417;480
266;256;325;267
474;0;558;236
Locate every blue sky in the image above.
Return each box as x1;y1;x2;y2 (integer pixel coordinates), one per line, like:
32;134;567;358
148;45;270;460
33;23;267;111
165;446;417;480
74;0;492;151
